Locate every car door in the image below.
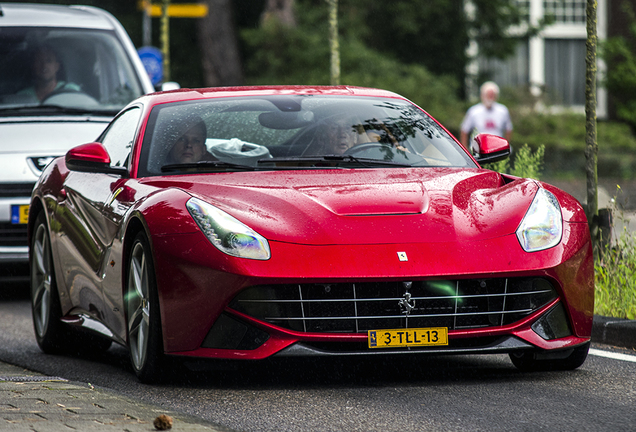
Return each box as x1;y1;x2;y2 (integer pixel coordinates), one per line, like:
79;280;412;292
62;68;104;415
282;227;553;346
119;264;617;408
54;106;141;319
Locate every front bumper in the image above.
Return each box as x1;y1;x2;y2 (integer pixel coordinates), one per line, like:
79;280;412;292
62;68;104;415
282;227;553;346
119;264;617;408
169;297;591;361
153;220;594;359
0;246;29;263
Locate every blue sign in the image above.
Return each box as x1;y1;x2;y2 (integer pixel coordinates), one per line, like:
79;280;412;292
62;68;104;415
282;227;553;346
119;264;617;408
137;46;163;86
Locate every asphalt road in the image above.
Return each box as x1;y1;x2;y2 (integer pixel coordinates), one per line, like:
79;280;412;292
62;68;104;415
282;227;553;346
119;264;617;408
1;284;635;432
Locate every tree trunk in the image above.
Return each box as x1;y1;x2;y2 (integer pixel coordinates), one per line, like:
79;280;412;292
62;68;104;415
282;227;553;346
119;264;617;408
585;0;598;249
261;0;296;27
197;0;243;87
326;0;340;85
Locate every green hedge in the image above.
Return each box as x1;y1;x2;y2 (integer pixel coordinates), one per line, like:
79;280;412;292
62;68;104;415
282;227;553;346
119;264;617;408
510;111;636;179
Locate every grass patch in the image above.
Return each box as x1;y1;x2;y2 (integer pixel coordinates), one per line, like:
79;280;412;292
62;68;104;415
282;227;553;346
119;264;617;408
594;189;636;319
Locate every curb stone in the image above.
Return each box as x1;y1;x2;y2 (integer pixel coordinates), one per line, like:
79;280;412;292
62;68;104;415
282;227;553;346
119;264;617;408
592;315;636;350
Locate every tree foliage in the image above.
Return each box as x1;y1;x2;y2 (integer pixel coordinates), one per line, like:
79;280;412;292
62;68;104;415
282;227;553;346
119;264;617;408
342;0;528;94
13;0;530;109
240;1;465;129
352;0;467;85
602;3;636;132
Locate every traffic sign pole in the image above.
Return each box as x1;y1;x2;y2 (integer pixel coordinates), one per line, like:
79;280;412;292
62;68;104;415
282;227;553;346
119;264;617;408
161;0;170;82
142;1;152;47
137;1;208;84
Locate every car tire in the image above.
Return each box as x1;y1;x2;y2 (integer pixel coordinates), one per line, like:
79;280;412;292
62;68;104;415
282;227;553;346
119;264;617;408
31;212;113;355
31;212;68;353
509;341;590;372
125;231;165;383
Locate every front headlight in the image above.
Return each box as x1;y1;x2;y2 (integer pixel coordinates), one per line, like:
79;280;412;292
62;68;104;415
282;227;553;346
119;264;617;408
186;197;271;260
516;188;563;252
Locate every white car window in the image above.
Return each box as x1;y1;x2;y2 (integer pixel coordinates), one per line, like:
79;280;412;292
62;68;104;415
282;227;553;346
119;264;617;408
0;27;144;112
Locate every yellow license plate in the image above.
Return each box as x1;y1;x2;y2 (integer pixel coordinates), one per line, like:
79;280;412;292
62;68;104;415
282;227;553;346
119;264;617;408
368;327;448;348
11;204;29;224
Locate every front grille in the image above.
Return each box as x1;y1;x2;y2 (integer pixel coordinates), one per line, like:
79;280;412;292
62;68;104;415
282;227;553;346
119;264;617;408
0;183;35;198
230;278;558;333
0;223;28;247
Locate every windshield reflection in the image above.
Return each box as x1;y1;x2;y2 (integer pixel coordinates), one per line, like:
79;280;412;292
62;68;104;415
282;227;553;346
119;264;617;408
138;96;476;176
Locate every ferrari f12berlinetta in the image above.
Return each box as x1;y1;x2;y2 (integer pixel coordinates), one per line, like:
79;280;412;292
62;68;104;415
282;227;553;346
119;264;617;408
28;86;593;382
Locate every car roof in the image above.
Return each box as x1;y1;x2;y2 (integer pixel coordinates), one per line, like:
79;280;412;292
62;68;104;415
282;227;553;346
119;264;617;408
138;85;408;105
0;3;115;30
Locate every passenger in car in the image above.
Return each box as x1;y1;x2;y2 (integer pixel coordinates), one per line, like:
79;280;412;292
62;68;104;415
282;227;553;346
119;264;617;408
166;117;218;164
17;44;81;102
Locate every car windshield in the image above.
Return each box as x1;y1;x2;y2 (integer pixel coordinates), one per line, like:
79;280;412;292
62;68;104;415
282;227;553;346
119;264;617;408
0;27;144;114
138;95;476;176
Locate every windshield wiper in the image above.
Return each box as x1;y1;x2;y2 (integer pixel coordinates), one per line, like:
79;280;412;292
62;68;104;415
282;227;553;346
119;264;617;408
257;155;413;168
161;160;258;172
0;105;118;116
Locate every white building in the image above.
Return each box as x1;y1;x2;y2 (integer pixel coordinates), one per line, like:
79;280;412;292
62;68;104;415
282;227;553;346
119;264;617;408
467;0;608;118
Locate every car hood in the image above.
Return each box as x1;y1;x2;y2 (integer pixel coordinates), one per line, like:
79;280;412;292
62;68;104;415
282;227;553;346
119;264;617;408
0;118;110;182
148;168;539;245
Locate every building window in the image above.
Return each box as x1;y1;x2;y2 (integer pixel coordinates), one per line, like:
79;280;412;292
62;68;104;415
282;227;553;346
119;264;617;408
544;39;586;105
544;0;586;24
478;39;529;89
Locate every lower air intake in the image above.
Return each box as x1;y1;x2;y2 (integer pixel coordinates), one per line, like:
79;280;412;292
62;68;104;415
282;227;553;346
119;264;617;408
230;278;558;333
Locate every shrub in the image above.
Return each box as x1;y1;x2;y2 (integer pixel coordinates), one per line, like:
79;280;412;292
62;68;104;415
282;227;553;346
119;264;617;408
505;110;636;179
601;3;636;133
485;143;545;180
510;143;545;179
594;188;636;319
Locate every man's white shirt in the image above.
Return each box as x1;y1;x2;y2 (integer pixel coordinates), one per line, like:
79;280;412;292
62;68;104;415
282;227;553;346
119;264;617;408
461;102;512;138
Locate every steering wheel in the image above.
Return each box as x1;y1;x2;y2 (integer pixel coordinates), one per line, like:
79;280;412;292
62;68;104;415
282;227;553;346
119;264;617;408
41;88;99;107
343;142;386;156
344;141;428;166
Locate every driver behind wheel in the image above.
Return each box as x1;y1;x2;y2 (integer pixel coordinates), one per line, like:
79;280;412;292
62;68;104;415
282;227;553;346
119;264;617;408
322;118;358;155
305;116;373;155
16;44;80;102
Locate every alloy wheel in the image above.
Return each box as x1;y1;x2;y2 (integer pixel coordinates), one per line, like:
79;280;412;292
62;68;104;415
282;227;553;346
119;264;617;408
31;223;52;338
127;241;151;372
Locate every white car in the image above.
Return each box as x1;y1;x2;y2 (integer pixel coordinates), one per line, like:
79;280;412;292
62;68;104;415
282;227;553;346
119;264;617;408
0;3;154;273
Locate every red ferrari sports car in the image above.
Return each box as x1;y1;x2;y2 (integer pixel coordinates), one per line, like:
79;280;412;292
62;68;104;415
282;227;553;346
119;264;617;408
28;86;594;382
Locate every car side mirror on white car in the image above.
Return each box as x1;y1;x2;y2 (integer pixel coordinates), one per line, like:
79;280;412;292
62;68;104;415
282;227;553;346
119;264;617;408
159;81;181;92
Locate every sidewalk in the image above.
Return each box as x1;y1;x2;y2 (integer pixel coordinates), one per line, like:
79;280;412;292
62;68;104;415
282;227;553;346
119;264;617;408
0;362;229;432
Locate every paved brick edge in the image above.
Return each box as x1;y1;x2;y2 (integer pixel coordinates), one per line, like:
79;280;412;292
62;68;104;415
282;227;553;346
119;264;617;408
0;362;232;431
592;315;636;350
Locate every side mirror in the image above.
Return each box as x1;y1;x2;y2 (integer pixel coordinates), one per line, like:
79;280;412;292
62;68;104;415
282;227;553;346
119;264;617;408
65;143;127;176
159;81;180;91
473;134;511;164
